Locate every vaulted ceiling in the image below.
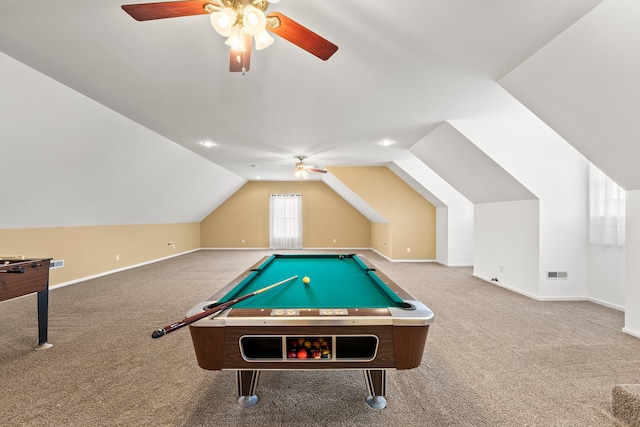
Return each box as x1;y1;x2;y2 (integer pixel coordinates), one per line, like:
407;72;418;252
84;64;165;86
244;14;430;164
2;0;639;228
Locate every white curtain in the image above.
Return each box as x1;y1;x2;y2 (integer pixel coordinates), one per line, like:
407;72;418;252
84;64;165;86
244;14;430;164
589;163;625;246
269;194;302;249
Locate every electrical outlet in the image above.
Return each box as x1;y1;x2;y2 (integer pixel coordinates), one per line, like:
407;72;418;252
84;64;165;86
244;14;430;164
241;238;245;243
333;238;336;243
114;254;119;261
407;247;411;253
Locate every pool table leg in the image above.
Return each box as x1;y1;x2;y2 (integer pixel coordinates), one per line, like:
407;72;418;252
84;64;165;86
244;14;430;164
364;369;387;409
236;370;260;408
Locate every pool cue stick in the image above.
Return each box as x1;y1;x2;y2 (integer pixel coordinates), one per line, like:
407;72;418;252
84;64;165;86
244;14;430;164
151;275;299;339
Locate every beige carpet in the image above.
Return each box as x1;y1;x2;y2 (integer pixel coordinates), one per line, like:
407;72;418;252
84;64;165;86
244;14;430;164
1;250;639;426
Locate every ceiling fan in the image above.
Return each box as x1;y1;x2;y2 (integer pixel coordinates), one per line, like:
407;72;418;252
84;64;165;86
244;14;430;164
294;156;327;178
121;0;338;73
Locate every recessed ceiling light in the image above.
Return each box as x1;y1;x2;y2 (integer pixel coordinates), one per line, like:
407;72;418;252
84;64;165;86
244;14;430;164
199;140;217;148
379;139;394;146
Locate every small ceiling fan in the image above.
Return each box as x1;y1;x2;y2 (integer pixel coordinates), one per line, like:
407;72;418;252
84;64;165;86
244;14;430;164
294;156;327;178
121;0;338;73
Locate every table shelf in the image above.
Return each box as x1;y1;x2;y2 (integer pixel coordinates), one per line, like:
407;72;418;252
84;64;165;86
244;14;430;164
240;334;379;362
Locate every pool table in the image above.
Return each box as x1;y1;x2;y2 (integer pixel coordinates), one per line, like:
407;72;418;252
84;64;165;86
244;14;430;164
187;253;434;409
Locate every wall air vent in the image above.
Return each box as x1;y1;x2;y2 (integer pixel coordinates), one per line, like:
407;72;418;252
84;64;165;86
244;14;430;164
50;259;64;269
546;271;568;280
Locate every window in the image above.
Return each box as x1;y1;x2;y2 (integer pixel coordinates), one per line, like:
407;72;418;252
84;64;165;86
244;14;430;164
589;163;625;246
269;194;302;249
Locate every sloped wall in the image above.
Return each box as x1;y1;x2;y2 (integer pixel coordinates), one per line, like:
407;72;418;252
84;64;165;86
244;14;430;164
328;166;436;260
0;52;245;230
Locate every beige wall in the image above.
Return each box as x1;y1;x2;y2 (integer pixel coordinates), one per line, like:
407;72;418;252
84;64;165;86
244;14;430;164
200;181;371;248
371;222;392;258
328;166;437;259
0;223;200;286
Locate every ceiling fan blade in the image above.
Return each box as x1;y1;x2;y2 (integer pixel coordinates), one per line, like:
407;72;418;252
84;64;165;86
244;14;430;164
307;168;327;174
266;12;338;61
122;0;216;21
229;34;252;72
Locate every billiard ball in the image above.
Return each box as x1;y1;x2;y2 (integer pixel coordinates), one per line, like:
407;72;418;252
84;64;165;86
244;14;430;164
302;276;310;284
297;349;308;359
287;350;298;358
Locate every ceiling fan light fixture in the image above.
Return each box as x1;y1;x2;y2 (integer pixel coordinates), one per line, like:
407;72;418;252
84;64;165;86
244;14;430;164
210;7;237;37
242;5;266;35
254;30;274;50
225;25;246;51
123;0;339;73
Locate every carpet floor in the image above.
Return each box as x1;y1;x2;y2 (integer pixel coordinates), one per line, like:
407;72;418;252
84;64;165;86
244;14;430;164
1;250;639;426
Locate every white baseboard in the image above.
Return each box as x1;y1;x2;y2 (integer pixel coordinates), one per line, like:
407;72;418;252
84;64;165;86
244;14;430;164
200;247;269;250
586;296;624;312
369;248;435;263
622;327;640;339
473;274;541;300
46;247;439;291
200;247;435;262
200;247;369;251
473;274;626;312
50;249;198;291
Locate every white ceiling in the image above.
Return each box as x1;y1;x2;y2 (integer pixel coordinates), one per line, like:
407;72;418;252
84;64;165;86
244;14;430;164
0;0;605;182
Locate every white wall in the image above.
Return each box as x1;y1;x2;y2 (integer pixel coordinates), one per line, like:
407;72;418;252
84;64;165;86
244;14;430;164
446;200;474;267
474;200;540;297
452;84;590;300
436;207;449;265
624;190;640;338
495;0;640;332
587;245;625;309
536;181;588;299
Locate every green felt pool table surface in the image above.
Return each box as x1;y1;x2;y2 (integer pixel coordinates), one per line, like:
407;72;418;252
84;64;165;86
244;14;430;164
216;254;407;309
